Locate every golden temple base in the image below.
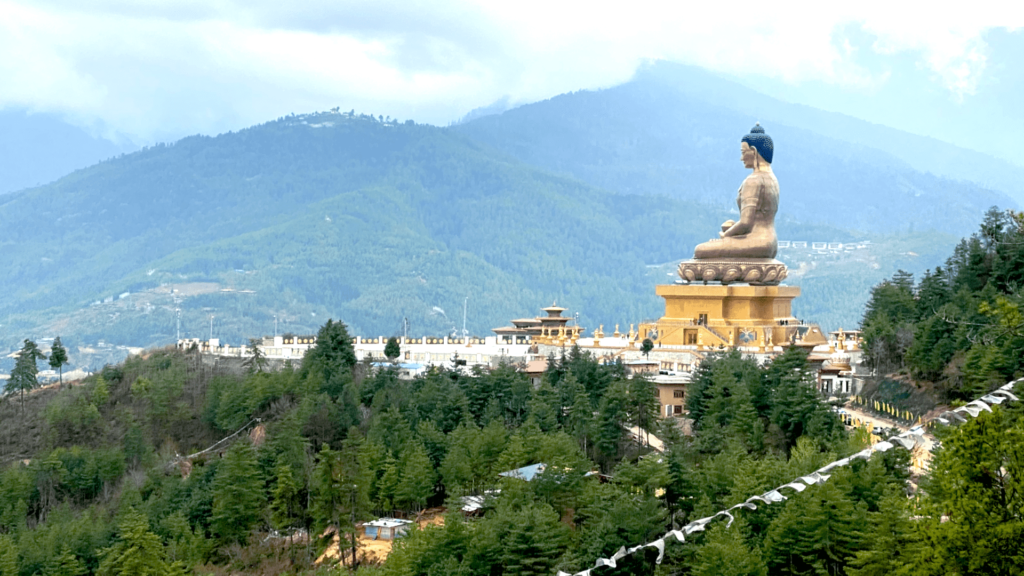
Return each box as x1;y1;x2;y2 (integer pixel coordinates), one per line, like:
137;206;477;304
638;284;826;349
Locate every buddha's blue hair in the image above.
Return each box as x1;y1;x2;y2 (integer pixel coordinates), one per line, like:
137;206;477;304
741;124;774;164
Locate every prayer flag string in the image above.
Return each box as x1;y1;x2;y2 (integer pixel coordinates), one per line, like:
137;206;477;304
557;378;1023;576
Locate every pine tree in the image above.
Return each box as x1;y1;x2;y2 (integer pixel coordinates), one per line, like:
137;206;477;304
556;370;583;425
36;451;66;521
302;319;357;388
397;442;436;512
627;373;659;447
97;508;177;576
268;410;309;477
475;419;509;481
440;426;476;494
416;420;448;468
764;478;865;576
728;379;761;451
846;489;924;576
917;407;1024;575
242;337;268;374
692;522;767;576
769;368;842;453
594;380;630;467
311;444;345;553
357;439;388;505
567;383;593;454
160;511;209;567
641;337;654;358
685;357;716;426
91;375;110;406
499;503;569;576
760;346;809;415
48;336;69;389
0;535;18;576
528;379;560;432
384;336;401;362
496;431;531;473
46;547;87;576
9;339;46;413
211;439;265;545
542;352;563;389
270;463;300;533
270;463;302;565
368;405;414;456
310;441;368;569
378;456;400;512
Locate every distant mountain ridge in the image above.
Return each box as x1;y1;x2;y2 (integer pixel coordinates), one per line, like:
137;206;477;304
456;61;1017;235
0;109;136;194
636;62;1024;204
0;100;970;359
0;112;756;353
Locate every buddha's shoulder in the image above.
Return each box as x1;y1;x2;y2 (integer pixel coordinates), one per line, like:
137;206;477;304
743;171;777;186
742;172;769;186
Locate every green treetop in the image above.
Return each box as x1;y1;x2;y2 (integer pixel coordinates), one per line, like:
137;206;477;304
385;336;401;362
0;535;18;576
9;339;47;413
211;439;266;545
48;336;69;388
301;319;357;398
242;337;268;374
97;508;183;576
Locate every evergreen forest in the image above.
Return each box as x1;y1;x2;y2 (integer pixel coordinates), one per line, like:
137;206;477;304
0;207;1022;576
861;208;1024;401
1;66;1023;575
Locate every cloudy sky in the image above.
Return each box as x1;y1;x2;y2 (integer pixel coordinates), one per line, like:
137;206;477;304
1;0;1021;161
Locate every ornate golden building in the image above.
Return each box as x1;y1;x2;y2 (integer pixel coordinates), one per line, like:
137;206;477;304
492;304;584;346
637;284;827;351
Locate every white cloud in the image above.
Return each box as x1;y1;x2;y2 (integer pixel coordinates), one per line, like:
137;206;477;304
0;0;1019;140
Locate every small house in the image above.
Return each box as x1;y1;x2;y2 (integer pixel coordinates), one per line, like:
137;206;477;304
363;518;414;541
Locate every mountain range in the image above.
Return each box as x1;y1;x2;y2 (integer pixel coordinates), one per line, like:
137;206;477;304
0;109;136;195
457;62;1019;234
0;62;1006;367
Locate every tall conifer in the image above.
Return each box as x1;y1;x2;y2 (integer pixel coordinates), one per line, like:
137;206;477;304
48;336;69;388
211;440;265;545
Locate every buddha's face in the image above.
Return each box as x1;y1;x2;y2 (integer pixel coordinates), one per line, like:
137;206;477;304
741;142;757;169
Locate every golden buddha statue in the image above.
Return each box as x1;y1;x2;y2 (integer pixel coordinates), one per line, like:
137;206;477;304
678;124;788;285
694;123;777;259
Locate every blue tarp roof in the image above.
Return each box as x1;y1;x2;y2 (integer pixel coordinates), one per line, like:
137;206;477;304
371;362;423;369
499;463;546;481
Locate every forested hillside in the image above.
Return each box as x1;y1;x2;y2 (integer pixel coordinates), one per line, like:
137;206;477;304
861;208;1024;400
0;212;1021;575
0;111;713;349
457;62;1017;234
0;108;911;362
1;300;1021;575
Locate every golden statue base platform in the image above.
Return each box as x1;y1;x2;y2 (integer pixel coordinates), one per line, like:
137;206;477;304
638;284;826;349
677;258;788;285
